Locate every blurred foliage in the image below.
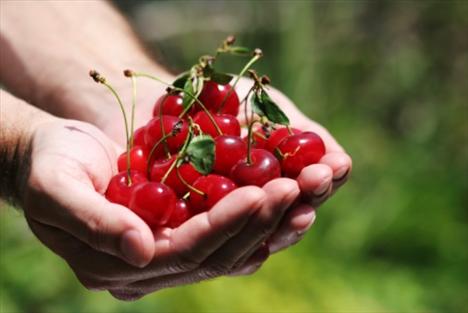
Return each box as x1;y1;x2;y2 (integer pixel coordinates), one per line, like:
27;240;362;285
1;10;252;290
1;1;468;312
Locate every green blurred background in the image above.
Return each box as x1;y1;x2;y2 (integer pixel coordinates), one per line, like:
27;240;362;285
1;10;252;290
1;1;467;312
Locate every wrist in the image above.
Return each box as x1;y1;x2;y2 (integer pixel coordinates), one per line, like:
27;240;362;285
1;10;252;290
0;90;56;206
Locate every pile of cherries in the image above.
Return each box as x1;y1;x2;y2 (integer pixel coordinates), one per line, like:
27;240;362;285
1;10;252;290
92;38;326;230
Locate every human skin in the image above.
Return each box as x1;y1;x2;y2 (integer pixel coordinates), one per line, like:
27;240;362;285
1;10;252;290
0;1;352;300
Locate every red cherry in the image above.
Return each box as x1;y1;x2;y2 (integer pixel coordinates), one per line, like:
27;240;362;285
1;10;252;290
165;199;192;228
243;128;268;149
145;115;188;157
153;93;184;117
117;145;148;173
231;149;281;187
213;135;247;176
196;81;240;116
192;111;240;138
132;127;146;147
188;174;237;214
266;127;301;153
105;171;147;207
150;156;202;197
277;131;326;178
129;182;177;228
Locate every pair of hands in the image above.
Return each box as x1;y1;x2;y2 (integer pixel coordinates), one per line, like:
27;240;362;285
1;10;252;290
23;81;351;301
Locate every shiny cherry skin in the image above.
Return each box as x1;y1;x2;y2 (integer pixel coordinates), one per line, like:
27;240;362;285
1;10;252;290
231;149;281;187
196;81;240;116
213;135;247;176
129;181;177;228
117;145;148;173
153;93;184;117
150;156;202;197
192;111;240;138
145;115;189;157
243;128;268;149
132;127;146;147
188;174;237;214
266;127;302;153
105;171;147;207
165;199;192;228
277;131;326;178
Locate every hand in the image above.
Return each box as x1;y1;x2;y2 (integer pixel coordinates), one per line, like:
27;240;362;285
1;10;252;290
235;78;353;256
99;75;352;271
23;118;300;300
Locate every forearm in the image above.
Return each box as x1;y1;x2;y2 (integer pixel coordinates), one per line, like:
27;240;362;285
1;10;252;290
0;1;171;135
0;90;53;205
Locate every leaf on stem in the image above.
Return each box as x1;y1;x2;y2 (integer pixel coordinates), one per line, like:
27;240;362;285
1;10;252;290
211;72;233;85
186;135;215;175
172;72;190;89
251;90;290;125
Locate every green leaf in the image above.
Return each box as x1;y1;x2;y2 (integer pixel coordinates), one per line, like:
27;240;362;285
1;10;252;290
211;72;233;85
251;90;290;125
182;78;195;109
229;46;250;55
186;135;215;175
172;72;189;89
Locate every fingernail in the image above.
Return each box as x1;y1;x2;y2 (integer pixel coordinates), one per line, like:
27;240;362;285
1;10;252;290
334;167;348;180
120;230;147;268
313;179;330;196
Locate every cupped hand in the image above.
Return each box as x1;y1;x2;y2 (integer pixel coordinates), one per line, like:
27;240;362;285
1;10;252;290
23;118;300;300
235;78;353;255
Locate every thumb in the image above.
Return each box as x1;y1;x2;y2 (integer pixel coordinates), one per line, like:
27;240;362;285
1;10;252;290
29;177;155;268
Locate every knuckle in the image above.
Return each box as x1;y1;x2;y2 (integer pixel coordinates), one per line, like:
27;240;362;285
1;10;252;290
85;214;107;252
200;263;232;279
166;255;200;274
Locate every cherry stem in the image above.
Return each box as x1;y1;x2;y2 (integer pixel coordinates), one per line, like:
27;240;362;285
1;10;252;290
90;71;132;185
161;123;193;184
129;75;137;148
246;119;261;166
176;166;205;196
158;96;171;158
218;53;261;113
146;132;174;178
241;86;255;126
131;72;223;136
286;125;294;136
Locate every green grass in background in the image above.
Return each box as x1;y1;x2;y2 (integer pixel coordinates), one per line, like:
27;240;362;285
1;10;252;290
1;1;467;312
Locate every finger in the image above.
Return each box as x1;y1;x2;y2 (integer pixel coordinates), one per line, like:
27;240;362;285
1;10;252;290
144;186;266;276
229;243;270;277
198;178;299;274
267;204;316;253
26;175;155;268
296;164;333;207
26;217;138;290
113;180;299;296
320;151;352;181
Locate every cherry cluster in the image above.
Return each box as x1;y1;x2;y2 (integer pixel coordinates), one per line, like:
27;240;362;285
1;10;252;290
90;36;325;230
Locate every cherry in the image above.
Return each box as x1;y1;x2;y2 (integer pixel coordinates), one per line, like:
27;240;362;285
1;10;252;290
213;135;247;176
145;115;189;157
188;174;237;214
150;156;202;197
132;127;146;147
192;111;240;138
266;127;301;153
117;145;148;173
231;149;281;187
277;131;326;178
165;199;192;228
129;181;177;228
153;93;184;117
196;81;240;116
105;171;147;207
243;128;268;149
